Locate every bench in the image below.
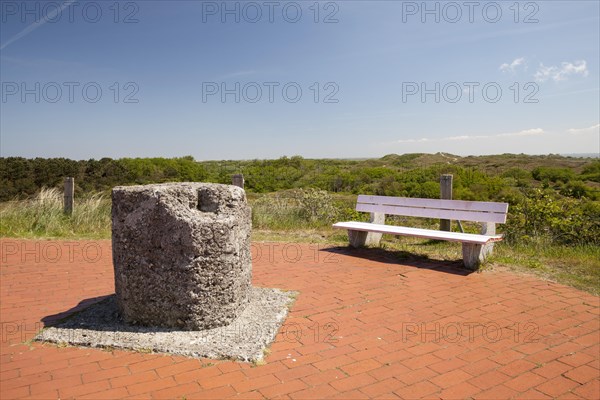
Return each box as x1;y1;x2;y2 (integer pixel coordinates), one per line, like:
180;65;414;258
332;195;509;270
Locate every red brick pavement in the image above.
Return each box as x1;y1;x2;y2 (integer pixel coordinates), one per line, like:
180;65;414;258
1;239;598;399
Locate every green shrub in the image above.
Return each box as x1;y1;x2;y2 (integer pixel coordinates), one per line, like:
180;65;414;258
504;189;599;246
295;188;339;224
559;181;595;199
501;167;531;180
250;188;339;229
581;160;600;182
532;167;575;183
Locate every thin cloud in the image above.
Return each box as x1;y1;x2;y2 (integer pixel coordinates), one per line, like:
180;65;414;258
498;128;545;137
395;138;431;143
447;135;477;141
499;57;525;73
567;124;600;135
534;60;589;82
0;1;76;51
397;128;544;143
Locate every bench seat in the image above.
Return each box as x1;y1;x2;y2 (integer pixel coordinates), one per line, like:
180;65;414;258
332;221;504;245
333;195;509;270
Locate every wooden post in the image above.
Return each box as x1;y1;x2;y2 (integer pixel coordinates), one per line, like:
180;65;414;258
232;174;244;189
440;174;453;231
64;177;74;215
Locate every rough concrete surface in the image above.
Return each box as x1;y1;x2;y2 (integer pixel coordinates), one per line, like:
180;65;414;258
112;182;252;330
35;287;296;362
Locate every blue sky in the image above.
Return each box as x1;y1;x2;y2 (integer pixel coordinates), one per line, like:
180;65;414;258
1;0;599;160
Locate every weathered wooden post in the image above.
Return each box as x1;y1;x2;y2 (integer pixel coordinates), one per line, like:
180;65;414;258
232;174;244;189
64;177;74;215
440;174;452;231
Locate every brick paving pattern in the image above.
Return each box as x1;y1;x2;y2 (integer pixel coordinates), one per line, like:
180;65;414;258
1;239;598;399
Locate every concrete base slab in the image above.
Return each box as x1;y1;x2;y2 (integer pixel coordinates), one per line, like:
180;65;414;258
35;287;296;363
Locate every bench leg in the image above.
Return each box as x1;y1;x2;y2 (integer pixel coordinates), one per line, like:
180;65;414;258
462;242;494;270
462;222;498;270
347;212;385;248
348;230;369;248
480;222;496;253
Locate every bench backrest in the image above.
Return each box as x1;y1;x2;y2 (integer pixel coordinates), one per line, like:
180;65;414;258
356;195;509;224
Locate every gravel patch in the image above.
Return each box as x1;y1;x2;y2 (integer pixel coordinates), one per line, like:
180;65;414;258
35;287;297;362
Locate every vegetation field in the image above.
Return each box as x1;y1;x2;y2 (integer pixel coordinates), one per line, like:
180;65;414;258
1;153;598;294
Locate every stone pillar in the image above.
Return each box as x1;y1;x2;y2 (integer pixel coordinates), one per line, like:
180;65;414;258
111;182;252;330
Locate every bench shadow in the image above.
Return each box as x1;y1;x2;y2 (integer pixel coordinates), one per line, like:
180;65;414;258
321;246;473;276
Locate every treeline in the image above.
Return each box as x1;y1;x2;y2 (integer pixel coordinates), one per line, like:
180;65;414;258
2;154;599;245
0;156;207;201
1;154;598;202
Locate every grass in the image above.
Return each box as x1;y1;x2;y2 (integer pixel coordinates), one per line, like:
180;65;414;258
1;188;598;295
0;188;111;239
491;242;600;295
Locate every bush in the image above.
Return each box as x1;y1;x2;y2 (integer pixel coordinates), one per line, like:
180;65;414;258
532;167;575;183
581;160;600;182
559;181;595;199
295;188;339;224
504;189;600;246
501;168;531;180
250;188;339;229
